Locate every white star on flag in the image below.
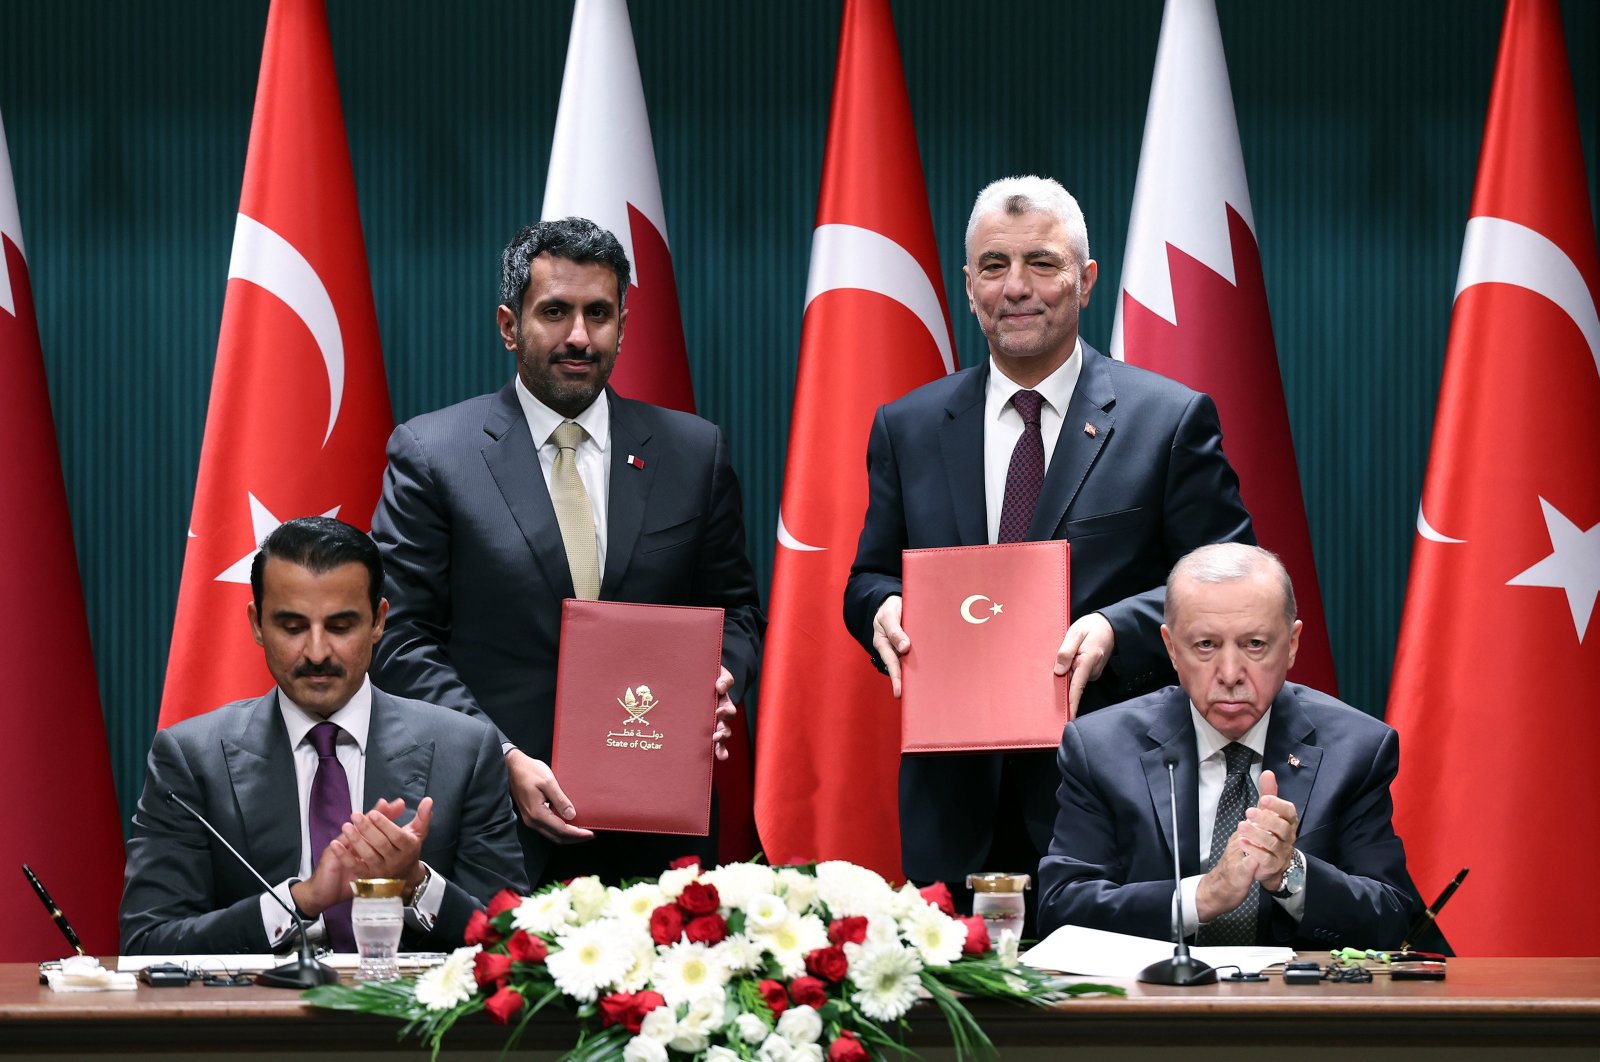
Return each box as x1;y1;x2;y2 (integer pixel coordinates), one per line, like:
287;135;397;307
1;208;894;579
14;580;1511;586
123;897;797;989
1506;497;1600;642
213;492;341;584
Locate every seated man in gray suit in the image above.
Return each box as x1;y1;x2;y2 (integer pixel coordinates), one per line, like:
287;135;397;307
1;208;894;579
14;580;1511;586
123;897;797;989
1039;543;1426;950
121;517;528;955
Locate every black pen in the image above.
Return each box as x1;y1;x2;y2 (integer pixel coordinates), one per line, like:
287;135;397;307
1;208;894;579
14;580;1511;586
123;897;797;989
21;864;85;957
1398;867;1469;953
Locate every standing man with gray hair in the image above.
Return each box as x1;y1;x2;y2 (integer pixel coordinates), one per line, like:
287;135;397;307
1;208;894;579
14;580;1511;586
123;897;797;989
845;176;1254;916
1037;544;1428;949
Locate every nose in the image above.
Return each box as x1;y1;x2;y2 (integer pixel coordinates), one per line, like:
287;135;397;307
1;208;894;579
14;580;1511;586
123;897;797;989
1214;644;1246;686
1001;262;1033;301
565;315;592;350
305;624;332;662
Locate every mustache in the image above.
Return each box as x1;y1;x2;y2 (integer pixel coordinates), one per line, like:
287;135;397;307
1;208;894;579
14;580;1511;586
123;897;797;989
294;661;346;679
549;347;599;364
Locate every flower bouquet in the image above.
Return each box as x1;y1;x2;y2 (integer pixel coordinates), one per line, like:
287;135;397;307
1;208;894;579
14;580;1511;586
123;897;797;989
305;858;1118;1060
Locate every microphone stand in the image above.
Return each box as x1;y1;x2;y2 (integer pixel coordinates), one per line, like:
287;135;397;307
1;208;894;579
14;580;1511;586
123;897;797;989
165;791;339;989
1139;759;1218;986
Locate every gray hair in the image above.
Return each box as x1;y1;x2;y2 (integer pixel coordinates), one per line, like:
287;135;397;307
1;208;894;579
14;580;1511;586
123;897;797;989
965;176;1091;266
1164;543;1297;628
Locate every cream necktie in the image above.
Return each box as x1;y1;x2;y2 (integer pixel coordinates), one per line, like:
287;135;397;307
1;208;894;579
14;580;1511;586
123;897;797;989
549;420;600;599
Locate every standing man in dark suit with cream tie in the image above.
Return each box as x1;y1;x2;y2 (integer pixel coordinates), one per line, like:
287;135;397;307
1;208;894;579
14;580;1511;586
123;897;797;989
371;218;763;886
845;176;1255;910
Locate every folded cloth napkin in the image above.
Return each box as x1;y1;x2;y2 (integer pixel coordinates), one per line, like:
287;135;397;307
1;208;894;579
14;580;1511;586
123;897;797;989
45;955;138;992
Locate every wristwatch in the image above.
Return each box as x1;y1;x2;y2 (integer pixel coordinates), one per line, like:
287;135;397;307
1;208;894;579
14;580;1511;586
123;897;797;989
1270;848;1306;899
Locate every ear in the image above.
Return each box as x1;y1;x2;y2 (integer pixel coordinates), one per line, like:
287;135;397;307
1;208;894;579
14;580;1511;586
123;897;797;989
1078;259;1099;306
1160;623;1177;670
371;598;389;644
962;263;976;312
1286;619;1302;671
247;601;265;648
496;304;519;352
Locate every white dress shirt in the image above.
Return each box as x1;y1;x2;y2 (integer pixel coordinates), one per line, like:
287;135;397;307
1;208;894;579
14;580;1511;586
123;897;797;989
515;374;611;572
1177;704;1308;936
982;340;1083;544
260;678;445;949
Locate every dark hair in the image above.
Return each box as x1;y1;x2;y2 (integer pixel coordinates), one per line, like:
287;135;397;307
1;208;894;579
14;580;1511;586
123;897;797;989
499;217;631;319
249;516;383;615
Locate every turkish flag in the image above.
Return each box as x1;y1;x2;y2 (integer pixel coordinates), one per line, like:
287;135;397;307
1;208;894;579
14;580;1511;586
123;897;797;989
754;0;953;878
0;109;126;960
158;0;392;727
1110;0;1336;695
1388;0;1600;956
543;0;756;861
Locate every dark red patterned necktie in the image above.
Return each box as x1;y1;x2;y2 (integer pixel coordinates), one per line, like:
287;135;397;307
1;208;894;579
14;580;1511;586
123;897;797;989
998;390;1045;543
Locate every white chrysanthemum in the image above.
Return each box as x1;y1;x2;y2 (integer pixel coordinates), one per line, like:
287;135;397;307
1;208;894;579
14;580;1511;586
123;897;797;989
512;888;574;935
891;881;926;918
614;922;658;993
744;892;790;931
815;861;896;918
711;932;764;974
706;1047;742;1062
735;1010;770;1044
900;904;966;968
639;1005;677;1044
775;868;820;914
566;875;608;923
702;861;776;911
750;912;829;978
651;941;731;1007
757;1033;797;1062
996;929;1019;968
546;918;633;1002
656;865;700;900
668;996;721;1053
776;1004;823;1046
623;1033;669;1062
849;944;923;1021
412;945;480;1011
606;881;668;923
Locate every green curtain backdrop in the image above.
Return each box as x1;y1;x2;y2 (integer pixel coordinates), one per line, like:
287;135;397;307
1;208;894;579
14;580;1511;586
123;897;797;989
2;1;1596;825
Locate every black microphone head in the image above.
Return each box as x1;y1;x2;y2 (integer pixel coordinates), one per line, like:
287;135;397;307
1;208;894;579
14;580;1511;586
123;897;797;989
1163;754;1180;769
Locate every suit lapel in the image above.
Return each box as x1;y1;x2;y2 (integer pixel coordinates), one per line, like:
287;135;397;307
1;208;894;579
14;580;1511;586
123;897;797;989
480;382;576;598
1140;691;1203;877
601;392;658;596
1030;344;1115;540
1263;687;1321;823
938;364;989;546
364;690;434;816
222;692;301;877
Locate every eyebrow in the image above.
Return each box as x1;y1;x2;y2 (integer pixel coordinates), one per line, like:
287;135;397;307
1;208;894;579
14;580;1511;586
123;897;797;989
270;609;364;624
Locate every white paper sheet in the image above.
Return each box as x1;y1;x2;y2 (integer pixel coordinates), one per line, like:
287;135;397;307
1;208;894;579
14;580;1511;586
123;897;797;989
1021;924;1294;978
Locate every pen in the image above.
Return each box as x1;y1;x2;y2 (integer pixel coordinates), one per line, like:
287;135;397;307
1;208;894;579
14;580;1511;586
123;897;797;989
1398;866;1468;952
21;864;85;957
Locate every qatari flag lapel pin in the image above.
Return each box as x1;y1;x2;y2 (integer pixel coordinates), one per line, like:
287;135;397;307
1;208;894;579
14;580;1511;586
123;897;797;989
627;454;645;470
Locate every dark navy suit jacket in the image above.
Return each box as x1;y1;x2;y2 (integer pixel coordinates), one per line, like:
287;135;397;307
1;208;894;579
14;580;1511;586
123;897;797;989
844;347;1254;882
1038;683;1426;949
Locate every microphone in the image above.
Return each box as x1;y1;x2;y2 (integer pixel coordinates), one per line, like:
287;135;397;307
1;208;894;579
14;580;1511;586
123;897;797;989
164;790;339;989
1138;756;1218;986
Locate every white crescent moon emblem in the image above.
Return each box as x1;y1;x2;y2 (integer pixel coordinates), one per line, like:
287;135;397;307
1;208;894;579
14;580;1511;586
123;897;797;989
776;511;825;552
227;213;345;446
960;594;993;624
804;223;955;374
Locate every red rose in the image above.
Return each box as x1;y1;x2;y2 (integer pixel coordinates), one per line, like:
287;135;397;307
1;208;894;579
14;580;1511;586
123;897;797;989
486;888;523;920
805;945;849;983
484;986;525;1025
919;881;956;916
650;903;686;945
757;978;789;1018
630;990;667;1026
677;880;721;917
958;915;990;956
473;951;513;988
827;916;868;946
685;913;728;945
829;1030;871;1062
669;855;702;870
506;929;548;964
463;909;501;947
598;992;636;1029
789;975;828;1009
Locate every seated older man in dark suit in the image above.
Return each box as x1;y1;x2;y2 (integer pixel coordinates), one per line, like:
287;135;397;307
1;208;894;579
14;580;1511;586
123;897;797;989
1039;543;1426;950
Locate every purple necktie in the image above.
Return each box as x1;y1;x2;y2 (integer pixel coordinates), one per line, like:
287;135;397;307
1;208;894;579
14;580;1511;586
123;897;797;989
307;721;356;951
998;390;1045;543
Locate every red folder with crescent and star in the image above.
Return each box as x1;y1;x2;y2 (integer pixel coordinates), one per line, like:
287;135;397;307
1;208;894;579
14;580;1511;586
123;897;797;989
551;600;722;835
900;540;1070;753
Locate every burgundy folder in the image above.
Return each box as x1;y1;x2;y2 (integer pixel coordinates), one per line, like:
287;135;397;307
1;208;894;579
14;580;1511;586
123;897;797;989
900;540;1071;753
551;600;722;835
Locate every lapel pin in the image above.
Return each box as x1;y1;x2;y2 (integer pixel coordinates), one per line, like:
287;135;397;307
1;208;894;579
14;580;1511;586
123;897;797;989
1083;422;1098;438
1287;753;1302;768
627;454;645;470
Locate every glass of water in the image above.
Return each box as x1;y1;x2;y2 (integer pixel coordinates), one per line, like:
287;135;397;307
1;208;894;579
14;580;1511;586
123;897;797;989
351;878;405;981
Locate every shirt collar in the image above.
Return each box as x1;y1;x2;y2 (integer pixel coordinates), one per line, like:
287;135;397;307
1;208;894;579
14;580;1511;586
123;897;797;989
1189;700;1273;764
515;374;611;453
279;675;373;754
985;337;1083;421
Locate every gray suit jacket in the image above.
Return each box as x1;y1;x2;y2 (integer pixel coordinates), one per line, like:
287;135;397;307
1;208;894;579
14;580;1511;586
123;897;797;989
1037;683;1426;949
119;687;528;955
